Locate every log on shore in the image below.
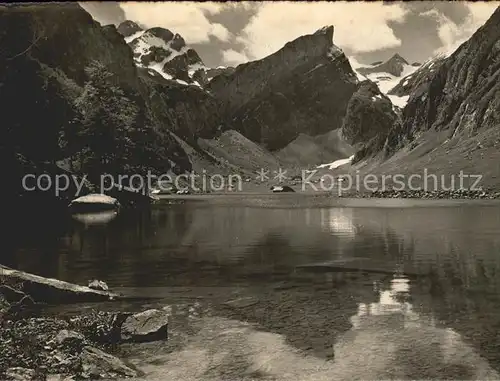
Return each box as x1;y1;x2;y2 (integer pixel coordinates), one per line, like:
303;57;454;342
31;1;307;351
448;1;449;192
0;265;119;304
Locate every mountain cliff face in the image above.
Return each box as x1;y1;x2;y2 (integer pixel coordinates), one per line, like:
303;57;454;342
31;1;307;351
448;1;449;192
7;3;497;198
347;7;500;191
139;68;221;144
207;26;359;150
351;54;420;109
388;55;446;97
341;81;400;162
394;7;500;149
0;3;192;201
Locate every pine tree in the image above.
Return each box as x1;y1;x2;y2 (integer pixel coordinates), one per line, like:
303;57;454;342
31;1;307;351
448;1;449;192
72;61;139;182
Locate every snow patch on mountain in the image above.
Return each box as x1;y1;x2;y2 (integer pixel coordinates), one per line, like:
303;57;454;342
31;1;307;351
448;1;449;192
132;32;190;64
366;63;418;93
117;21;209;88
388;95;409;108
388;53;448;99
349;55;419;108
124;30;145;44
317;155;354;170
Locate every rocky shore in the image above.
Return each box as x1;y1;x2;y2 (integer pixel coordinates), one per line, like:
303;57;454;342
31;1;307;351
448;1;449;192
0;267;169;380
340;189;500;200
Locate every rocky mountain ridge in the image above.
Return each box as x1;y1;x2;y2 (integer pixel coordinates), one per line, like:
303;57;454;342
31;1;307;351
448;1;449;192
116;18;397;167
344;6;500;191
398;6;500;149
0;3;205;205
3;3;499;203
357;53;411;77
206;26;363;151
116;21;207;87
117;20;236;88
388;54;447;98
0;4;402;202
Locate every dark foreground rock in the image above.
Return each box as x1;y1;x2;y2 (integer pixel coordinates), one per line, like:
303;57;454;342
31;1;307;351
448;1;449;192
0;270;168;380
0;309;155;380
79;346;138;379
120;309;169;342
4;367;38;381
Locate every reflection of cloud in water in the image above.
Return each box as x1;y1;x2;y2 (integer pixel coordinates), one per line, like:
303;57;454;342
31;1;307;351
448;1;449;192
71;210;118;225
351;276;417;330
337;275;499;379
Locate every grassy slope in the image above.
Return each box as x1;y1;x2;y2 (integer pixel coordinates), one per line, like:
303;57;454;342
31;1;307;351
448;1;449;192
323;126;500;193
276;129;353;169
198;130;282;174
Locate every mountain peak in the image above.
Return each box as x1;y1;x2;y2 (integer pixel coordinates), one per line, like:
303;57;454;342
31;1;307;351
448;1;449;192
314;25;334;40
388;53;409;65
147;27;175;44
357;52;411;77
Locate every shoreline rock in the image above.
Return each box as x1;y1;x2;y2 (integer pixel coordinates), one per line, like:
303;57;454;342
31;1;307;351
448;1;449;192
338;189;500;200
120;309;169;343
0;268;168;380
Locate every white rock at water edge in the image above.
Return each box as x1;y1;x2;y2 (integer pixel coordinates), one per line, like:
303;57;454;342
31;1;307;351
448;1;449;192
69;194;119;205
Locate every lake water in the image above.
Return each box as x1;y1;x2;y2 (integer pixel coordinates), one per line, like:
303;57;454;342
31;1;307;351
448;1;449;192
5;195;500;380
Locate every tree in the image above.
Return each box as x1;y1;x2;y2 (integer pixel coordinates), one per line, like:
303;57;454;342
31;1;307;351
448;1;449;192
72;61;139;181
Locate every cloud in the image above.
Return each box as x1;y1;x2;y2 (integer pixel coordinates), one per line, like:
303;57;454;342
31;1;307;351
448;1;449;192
422;2;500;56
219;1;258;11
119;2;231;43
229;2;409;62
222;49;250;66
210;23;231;42
80;2;126;25
347;56;372;70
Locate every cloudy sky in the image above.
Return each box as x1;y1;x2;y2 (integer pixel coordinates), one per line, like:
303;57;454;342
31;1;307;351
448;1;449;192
81;1;500;68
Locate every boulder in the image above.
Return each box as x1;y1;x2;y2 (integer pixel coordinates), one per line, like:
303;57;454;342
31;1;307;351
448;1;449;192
271;185;295;193
4;367;37;381
54;330;85;352
68;194;120;213
87;280;109;292
0;266;119;304
120;309;169;342
79;346;138;379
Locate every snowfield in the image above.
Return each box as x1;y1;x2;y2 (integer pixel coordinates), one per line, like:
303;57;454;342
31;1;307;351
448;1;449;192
348;57;419;108
317;155;354;170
